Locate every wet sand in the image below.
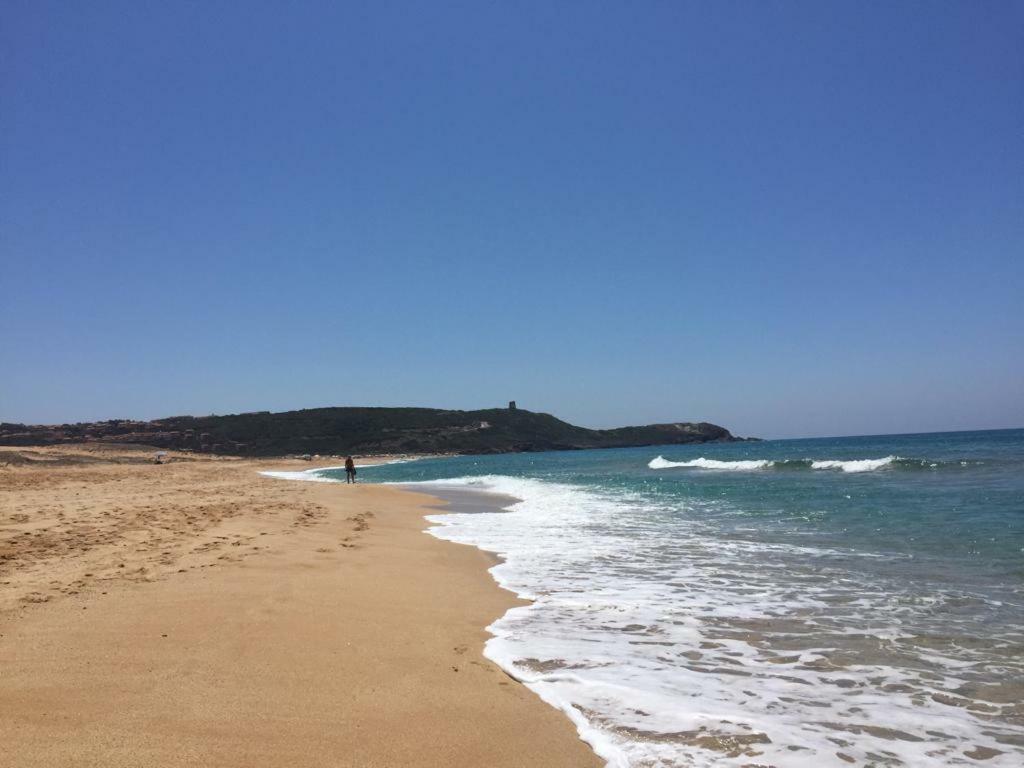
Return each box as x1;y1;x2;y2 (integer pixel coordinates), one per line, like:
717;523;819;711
0;445;600;767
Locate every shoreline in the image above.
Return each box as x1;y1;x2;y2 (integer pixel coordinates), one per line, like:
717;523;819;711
0;446;601;767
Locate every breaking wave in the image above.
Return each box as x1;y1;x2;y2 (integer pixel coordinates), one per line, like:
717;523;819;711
648;456;773;471
809;456;897;472
648;455;977;473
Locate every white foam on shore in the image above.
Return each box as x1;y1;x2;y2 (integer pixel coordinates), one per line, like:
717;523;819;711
260;466;347;482
259;457;418;482
408;474;1022;768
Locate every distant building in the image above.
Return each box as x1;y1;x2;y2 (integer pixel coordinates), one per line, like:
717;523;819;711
508;401;517;410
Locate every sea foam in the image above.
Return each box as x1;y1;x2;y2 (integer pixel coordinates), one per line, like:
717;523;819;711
408;474;1023;767
259;466;347;482
260;457;417;482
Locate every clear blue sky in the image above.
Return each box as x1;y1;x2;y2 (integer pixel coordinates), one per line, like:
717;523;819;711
2;2;1022;438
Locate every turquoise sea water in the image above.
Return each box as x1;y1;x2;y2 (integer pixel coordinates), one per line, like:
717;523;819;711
330;429;1024;767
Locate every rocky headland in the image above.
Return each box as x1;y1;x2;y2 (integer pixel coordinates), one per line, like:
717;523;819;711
0;406;749;457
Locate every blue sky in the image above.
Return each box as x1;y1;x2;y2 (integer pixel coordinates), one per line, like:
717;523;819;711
2;2;1022;438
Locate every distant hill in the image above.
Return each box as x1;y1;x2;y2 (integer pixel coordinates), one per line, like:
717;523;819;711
0;406;747;457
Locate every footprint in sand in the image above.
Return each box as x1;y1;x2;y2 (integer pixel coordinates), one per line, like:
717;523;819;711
347;512;374;532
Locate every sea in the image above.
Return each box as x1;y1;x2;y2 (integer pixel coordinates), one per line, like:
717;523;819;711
322;429;1024;767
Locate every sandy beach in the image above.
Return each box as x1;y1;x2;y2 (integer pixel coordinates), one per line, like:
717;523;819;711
0;445;600;767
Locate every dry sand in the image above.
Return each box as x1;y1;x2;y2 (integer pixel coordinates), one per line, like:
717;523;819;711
0;445;601;767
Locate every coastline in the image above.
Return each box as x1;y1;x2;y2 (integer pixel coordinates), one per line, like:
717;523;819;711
0;446;601;767
359;440;1024;767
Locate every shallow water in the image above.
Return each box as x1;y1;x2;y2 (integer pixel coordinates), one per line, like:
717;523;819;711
327;429;1024;767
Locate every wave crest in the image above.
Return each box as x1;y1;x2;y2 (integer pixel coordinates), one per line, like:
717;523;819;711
648;456;774;471
810;456;897;473
649;455;903;473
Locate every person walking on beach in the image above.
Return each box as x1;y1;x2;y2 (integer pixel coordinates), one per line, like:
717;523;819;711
344;456;357;484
